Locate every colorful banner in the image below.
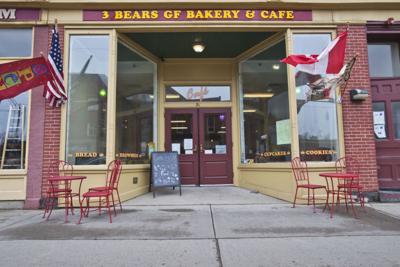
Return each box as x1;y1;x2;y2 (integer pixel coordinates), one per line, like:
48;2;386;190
0;57;52;100
84;9;312;22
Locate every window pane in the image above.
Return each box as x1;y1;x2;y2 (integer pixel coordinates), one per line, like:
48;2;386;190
372;102;387;140
66;35;109;165
0;29;32;57
368;43;400;78
293;34;331;54
294;33;339;161
0;94;28;169
165;86;230;102
170;114;192;155
240;40;291;163
204;113;227;154
392;102;400;139
115;42;155;164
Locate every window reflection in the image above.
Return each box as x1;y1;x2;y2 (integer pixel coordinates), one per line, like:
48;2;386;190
204;113;227;154
368;43;400;78
66;35;109;165
294;33;339;161
240;40;291;163
171;114;192;155
115;42;155;164
0;29;32;57
166;86;230;102
0;94;28;169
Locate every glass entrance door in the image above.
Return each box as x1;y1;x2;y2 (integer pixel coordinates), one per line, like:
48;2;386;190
165;108;233;185
165;109;199;184
198;108;233;184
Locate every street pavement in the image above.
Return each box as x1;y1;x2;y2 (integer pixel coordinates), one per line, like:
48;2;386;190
0;186;400;267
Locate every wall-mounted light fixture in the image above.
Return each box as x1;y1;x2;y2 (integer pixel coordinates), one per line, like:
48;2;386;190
193;38;206;53
350;89;369;101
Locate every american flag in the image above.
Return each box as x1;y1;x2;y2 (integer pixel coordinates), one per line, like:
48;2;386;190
44;24;67;107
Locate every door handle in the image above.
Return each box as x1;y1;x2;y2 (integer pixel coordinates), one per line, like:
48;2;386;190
193;144;197;153
200;144;204;153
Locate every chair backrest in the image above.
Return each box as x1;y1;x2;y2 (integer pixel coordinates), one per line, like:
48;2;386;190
335;156;360;175
105;159;122;189
291;157;309;184
48;160;73;178
59;160;73;176
335;156;360;185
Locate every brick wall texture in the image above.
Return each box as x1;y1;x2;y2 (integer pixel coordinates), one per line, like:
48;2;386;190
40;26;64;196
338;25;379;192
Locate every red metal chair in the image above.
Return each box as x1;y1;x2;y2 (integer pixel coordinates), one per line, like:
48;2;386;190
291;157;327;213
78;160;122;223
42;160;74;219
87;160;123;215
335;156;365;208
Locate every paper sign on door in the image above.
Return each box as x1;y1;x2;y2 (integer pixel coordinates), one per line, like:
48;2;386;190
215;145;226;154
172;143;181;154
184;139;193;150
373;111;385;125
374;125;386;139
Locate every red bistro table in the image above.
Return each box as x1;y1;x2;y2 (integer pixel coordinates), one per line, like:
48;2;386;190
47;175;86;223
319;172;359;219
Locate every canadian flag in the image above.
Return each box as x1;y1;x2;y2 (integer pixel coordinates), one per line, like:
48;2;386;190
281;31;347;75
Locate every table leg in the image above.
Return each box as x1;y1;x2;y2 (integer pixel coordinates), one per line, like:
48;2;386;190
344;184;349;212
323;177;329;213
78;196;85;224
64;186;69;223
46;181;56;221
330;177;335;219
348;179;358;219
78;179;84;223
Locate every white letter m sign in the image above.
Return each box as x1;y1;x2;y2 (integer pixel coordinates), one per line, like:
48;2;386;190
0;9;16;20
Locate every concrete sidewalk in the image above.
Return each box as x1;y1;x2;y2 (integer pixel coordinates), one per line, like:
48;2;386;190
0;186;400;267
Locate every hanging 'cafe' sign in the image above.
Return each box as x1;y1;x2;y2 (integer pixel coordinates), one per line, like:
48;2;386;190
84;9;312;22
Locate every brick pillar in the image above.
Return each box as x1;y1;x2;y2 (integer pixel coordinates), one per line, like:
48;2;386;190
338;25;379;194
24;26;48;209
40;26;64;199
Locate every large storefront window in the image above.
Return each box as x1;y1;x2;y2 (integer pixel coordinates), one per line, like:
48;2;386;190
115;41;156;164
240;40;291;163
0;29;32;57
66;35;109;165
0;28;32;170
0;94;28;169
293;33;339;161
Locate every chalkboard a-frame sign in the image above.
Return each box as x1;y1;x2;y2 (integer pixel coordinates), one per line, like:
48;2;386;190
151;152;182;198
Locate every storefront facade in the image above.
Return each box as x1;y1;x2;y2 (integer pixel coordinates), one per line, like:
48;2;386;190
1;1;399;208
